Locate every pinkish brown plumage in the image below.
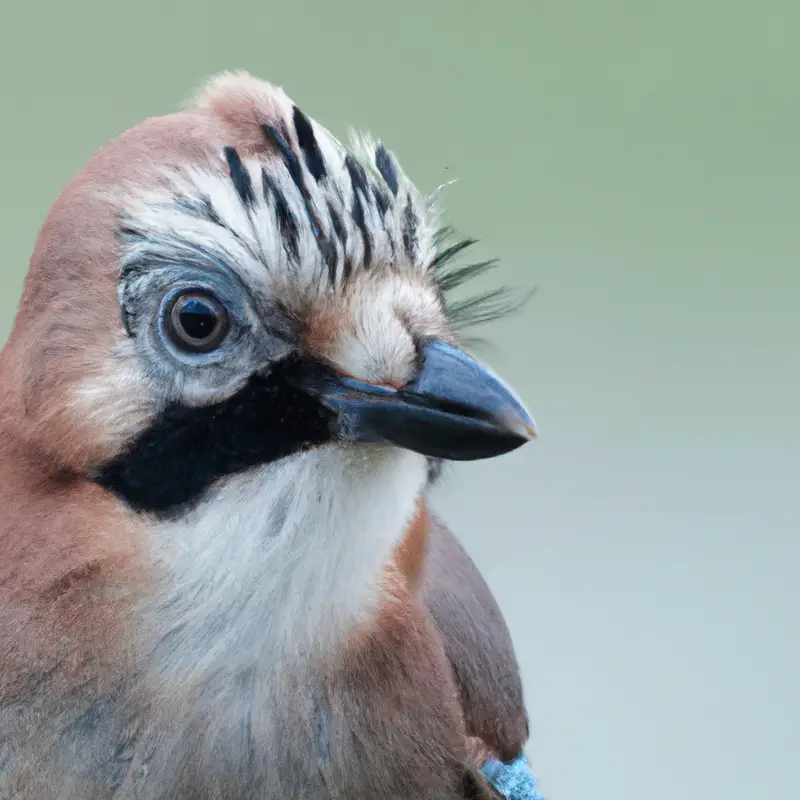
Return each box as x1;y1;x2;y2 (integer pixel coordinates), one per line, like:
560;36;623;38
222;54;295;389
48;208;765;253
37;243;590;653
0;71;534;799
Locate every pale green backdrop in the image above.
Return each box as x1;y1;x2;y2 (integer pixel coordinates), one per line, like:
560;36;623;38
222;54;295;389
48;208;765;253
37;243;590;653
1;2;797;799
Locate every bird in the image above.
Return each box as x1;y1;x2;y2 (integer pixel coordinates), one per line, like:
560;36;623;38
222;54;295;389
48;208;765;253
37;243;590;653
0;71;538;799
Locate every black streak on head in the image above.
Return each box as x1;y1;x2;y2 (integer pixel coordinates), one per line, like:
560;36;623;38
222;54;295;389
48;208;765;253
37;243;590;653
373;184;390;218
344;153;369;197
262;125;304;193
292;105;327;182
199;194;223;226
263;123;337;274
119;226;145;241
187;167;261;264
165;193;222;231
402;199;418;262
327;201;350;283
261;168;300;262
223;147;255;207
375;144;399;196
262;124;319;235
320;237;338;284
344;155;372;269
93;359;335;518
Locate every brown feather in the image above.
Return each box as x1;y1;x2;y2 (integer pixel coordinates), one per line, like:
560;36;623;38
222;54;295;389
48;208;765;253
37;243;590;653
392;496;430;594
421;514;529;762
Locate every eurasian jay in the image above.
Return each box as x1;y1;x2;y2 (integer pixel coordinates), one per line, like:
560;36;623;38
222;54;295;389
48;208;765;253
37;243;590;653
0;71;539;799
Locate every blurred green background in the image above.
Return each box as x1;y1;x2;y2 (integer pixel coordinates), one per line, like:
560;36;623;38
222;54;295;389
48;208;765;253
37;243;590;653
1;2;797;798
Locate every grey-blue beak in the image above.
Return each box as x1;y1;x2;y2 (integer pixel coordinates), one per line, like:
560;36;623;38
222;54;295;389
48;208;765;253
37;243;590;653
292;338;536;461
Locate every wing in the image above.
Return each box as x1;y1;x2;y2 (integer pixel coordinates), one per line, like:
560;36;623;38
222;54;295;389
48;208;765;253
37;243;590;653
420;513;529;763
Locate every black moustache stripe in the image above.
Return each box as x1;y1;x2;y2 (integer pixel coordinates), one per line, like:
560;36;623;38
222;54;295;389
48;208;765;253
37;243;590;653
93;360;335;518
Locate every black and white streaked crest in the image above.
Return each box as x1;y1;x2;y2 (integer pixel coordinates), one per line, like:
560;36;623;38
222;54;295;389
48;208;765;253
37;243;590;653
115;96;524;337
116;107;438;319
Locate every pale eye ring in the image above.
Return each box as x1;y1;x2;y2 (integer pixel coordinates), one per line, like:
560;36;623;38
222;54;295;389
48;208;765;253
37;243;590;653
164;290;230;353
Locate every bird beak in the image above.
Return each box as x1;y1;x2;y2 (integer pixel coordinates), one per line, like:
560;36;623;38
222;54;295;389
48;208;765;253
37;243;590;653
289;338;536;460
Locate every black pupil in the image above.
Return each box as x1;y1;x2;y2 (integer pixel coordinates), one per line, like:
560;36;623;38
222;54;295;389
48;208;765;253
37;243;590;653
178;298;218;341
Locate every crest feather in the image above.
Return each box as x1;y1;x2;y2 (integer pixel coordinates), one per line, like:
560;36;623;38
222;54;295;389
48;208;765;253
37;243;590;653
188;70;295;157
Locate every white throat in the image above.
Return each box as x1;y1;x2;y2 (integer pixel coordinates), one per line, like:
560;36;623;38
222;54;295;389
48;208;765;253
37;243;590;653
143;444;428;686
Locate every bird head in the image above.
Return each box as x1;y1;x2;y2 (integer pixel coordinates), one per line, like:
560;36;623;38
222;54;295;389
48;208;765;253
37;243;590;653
1;72;536;658
5;71;534;516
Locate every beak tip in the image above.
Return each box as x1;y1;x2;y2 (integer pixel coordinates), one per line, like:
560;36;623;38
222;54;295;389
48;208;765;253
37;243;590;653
504;411;537;443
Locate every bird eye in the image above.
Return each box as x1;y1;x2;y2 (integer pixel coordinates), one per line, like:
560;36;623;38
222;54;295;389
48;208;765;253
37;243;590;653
164;290;230;353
